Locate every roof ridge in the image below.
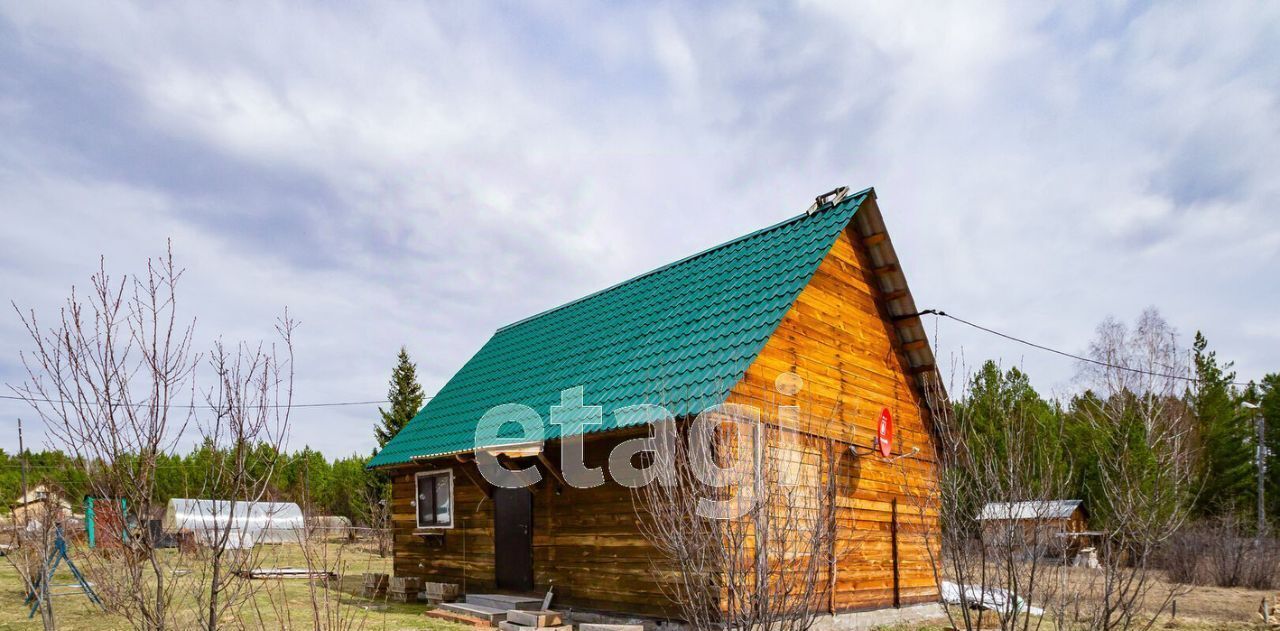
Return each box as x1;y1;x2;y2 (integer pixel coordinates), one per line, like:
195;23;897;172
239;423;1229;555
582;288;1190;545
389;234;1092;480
496;187;873;333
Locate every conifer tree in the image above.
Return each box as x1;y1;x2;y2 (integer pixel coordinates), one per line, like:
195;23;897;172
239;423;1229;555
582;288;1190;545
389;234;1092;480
1259;374;1280;523
1190;332;1253;517
374;347;426;448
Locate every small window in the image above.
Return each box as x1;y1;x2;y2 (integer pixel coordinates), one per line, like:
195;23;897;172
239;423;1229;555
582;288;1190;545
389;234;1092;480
415;470;453;528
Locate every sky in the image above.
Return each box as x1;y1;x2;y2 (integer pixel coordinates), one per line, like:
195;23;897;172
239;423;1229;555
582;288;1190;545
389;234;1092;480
1;2;1277;458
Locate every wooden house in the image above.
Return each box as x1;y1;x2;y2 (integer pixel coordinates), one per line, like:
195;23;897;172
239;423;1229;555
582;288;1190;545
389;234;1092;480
977;500;1091;559
9;485;73;526
368;186;942;623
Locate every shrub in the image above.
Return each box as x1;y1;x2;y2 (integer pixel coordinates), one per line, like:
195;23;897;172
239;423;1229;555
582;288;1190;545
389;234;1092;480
1163;516;1280;589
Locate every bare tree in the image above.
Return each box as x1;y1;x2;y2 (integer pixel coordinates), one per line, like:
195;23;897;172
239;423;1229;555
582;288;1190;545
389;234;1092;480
291;516;372;630
904;364;1073;631
631;402;836;631
259;454;370;631
185;317;296;630
1071;309;1196;631
5;481;69;630
363;483;392;558
904;311;1196;631
12;246;197;629
11;244;299;629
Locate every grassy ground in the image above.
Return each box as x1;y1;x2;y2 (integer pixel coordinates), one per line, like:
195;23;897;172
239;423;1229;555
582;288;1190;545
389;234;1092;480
0;538;469;630
5;542;1277;630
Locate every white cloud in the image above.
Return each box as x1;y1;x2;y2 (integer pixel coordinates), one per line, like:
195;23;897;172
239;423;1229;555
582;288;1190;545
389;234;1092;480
1;1;1277;455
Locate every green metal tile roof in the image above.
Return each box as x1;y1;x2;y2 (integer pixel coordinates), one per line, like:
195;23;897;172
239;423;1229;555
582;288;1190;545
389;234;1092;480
368;189;871;468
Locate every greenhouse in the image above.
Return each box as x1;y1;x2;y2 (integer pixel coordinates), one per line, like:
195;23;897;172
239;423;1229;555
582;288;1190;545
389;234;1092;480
162;499;305;548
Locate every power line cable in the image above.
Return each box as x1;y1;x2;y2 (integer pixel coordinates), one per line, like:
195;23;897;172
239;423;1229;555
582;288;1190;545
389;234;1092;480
915;309;1254;388
1;309;1257;411
0;394;432;409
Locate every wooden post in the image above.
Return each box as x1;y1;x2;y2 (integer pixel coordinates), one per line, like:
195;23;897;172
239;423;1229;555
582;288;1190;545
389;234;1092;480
17;419;29;521
827;438;837;615
891;497;901;609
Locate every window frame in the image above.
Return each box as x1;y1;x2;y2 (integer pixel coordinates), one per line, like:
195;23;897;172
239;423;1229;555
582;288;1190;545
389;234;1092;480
414;469;455;529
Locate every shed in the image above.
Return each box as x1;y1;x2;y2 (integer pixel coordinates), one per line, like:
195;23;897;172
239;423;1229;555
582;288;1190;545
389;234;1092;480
977;500;1090;558
369;186;942;622
162;499;305;548
84;496;128;549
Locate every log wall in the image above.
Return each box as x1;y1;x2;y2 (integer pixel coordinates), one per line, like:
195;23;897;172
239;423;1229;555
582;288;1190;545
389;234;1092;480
390;433;676;617
725;223;940;612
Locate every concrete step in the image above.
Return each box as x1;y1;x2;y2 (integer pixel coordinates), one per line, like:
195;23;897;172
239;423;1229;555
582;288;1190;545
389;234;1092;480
438;602;509;624
464;594;543;611
506;610;562;627
499;623;572;631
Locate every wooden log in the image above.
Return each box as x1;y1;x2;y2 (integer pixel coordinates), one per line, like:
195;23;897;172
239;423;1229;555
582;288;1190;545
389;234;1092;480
423;581;460;602
389;576;422;592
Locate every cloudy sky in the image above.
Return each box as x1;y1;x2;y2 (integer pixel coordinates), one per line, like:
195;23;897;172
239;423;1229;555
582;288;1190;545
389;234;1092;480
1;2;1277;457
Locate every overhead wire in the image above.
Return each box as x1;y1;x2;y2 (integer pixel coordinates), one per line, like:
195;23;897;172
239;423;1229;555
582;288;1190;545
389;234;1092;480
0;394;432;409
0;309;1257;415
914;309;1255;388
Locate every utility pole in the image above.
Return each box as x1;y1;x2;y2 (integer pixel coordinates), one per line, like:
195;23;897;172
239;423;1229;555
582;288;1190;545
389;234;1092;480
1246;401;1265;535
18;418;29;518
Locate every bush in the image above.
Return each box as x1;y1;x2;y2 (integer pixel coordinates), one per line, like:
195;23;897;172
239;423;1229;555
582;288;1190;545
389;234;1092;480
1163;516;1280;589
1162;527;1203;584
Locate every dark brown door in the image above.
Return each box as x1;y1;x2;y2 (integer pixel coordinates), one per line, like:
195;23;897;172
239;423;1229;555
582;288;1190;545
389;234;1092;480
494;487;533;591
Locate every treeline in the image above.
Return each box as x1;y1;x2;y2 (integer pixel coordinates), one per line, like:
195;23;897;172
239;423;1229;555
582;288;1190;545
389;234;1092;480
6;322;1276;529
956;329;1280;526
1;347;425;527
0;444;382;526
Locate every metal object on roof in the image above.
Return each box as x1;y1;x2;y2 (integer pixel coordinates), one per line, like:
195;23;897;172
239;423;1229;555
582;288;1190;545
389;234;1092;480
977;500;1085;521
162;499;304;548
368;186;939;468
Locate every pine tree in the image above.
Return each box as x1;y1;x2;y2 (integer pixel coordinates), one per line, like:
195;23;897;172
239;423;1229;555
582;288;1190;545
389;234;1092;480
958;361;1060;469
1259;374;1280;524
375;347;426;448
1190;332;1253;517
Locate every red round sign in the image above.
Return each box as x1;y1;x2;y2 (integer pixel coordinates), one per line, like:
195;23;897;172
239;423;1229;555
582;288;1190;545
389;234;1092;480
876;407;894;457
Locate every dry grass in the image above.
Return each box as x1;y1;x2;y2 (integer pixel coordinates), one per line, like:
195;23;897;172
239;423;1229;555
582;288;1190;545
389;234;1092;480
0;538;469;630
893;566;1280;631
8;542;1277;631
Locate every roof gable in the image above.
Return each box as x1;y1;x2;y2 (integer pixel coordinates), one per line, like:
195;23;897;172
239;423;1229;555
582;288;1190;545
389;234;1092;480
369;188;872;467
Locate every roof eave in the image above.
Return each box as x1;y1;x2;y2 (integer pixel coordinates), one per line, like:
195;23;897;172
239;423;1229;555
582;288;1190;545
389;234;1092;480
848;195;946;404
